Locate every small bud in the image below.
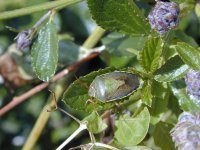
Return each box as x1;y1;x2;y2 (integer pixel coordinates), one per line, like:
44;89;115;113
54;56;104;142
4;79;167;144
15;29;33;50
171;112;200;150
148;1;180;34
185;70;200;105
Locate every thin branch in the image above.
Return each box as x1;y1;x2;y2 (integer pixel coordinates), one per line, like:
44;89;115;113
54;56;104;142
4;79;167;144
0;0;83;20
21;26;105;149
91;142;120;150
69;142;120;150
56;123;88;150
22;84;64;150
0;52;100;117
32;10;52;29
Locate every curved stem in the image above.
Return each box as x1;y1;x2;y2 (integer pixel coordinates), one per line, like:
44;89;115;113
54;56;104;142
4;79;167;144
83;26;106;49
32;10;52;28
56;123;87;150
58;107;81;124
92;142;120;150
0;0;83;20
22;83;64;150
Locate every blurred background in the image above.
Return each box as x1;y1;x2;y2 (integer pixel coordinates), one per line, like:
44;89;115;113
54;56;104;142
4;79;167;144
0;0;200;149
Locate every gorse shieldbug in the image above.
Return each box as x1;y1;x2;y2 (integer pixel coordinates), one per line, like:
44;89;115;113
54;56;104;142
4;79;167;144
88;71;140;102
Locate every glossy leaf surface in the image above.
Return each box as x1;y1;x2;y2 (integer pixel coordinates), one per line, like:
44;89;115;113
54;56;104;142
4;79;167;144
31;19;58;82
175;42;200;70
170;81;200;112
154;56;189;82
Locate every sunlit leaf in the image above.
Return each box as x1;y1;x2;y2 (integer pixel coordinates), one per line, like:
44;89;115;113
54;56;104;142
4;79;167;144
154;56;189;82
153;122;175;150
83;112;107;133
170;81;200;112
102;32;148;53
142;81;152;107
174;30;198;47
175;42;200;70
31;19;58;82
139;36;163;73
115;107;150;146
87;0;150;36
123;146;152;150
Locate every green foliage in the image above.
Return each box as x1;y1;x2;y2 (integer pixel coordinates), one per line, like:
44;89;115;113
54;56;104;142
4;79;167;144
1;0;200;149
83;112;107;133
87;0;150;36
175;42;200;70
31;18;58;82
142;81;153;106
170;81;200;112
153;122;175;150
154;56;189;82
122;146;152;150
114;108;150;147
139;36;163;73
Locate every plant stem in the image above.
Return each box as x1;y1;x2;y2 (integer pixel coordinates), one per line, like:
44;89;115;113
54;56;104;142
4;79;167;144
22;82;64;150
0;0;83;20
20;26;106;149
32;10;52;29
92;142;120;150
58;107;81;124
83;26;106;49
56;123;87;150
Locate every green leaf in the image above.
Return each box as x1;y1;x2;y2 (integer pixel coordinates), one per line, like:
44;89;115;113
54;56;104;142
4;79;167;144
154;56;189;82
153;122;175;150
102;32;148;54
139;36;163;73
175;42;200;70
31;19;58;82
83;112;107;134
149;81;170;124
101;52;135;68
173;0;195;18
149;97;169;125
101;32;148;68
170;81;200;112
62;67;116;112
123;146;152;150
142;81;152;107
174;30;198;47
115;107;150;147
87;0;150;36
59;40;79;66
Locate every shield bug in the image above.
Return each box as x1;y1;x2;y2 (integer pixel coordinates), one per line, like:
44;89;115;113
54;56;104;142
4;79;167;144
88;71;140;102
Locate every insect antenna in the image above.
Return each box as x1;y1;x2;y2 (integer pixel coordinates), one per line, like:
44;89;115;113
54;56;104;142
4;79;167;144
74;74;90;89
47;90;81;124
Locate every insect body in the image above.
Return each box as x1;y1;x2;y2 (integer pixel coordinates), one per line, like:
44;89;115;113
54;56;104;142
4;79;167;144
88;72;140;102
